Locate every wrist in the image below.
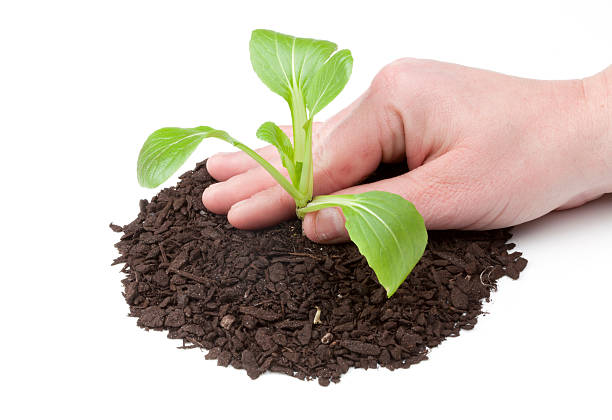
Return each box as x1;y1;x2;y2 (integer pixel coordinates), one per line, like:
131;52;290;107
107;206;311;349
579;66;612;195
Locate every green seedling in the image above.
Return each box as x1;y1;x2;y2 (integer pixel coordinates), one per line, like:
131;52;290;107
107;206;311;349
137;29;427;297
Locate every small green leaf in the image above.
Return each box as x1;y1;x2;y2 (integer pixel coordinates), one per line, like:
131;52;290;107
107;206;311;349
255;122;293;160
297;192;427;297
256;121;298;186
137;126;215;188
304;49;353;116
249;29;337;104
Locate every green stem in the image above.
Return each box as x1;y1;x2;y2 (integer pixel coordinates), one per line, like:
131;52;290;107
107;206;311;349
299;119;314;201
208;129;307;206
234;143;306;204
290;90;308;190
296;194;351;218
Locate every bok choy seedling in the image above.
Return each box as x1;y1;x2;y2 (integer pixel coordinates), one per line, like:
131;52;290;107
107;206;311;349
137;29;427;297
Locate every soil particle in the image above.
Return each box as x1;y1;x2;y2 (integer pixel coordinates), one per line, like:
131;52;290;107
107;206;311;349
255;328;275;351
112;161;527;385
137;307;164;329
240;306;282;322
340;340;381;356
164;309;185;328
220;315;236;330
450;287;469;310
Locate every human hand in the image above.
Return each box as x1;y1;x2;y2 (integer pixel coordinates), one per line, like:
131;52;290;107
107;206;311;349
202;59;612;243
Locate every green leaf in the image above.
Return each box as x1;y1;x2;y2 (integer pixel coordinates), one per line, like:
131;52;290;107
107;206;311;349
256;121;296;183
304;49;353;116
137;126;215;188
137;126;306;205
249;29;337;104
297;191;427;297
255;122;294;160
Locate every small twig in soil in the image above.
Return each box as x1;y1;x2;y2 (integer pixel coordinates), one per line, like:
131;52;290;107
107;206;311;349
479;266;496;289
154;200;173;228
313;306;322;324
289;251;321;260
159;243;169;264
344;254;365;265
254;299;274;307
177;337;205;349
168;268;209;284
177;344;199;349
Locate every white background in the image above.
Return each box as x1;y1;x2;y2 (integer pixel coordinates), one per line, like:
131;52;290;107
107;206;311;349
1;1;611;419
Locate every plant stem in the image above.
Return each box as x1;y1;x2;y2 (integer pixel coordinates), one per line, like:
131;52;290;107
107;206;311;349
296;194;352;218
233;141;308;206
300;119;314;201
208;129;308;206
290;90;309;196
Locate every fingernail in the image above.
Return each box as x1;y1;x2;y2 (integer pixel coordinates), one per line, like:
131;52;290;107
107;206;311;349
201;183;218;201
314;208;345;242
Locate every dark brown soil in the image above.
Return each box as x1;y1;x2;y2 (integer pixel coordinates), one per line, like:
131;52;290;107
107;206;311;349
111;160;527;386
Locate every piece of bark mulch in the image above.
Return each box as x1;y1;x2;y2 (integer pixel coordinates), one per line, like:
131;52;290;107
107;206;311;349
111;161;527;386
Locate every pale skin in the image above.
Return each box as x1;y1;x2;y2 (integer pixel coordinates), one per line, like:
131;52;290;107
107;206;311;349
202;59;612;243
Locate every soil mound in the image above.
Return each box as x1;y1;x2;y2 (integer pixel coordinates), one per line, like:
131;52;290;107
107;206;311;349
111;161;527;385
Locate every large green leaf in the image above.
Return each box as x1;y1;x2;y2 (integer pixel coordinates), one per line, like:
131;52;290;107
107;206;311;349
304;49;353;116
297;191;428;297
137;126;305;204
249;29;337;104
256;121;298;185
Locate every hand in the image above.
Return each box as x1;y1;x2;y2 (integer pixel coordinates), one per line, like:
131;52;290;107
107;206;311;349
202;59;612;243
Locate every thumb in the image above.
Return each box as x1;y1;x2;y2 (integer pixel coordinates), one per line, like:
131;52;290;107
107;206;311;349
303;150;468;243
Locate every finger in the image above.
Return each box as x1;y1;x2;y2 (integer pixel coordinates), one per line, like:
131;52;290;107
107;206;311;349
202;163;288;214
206;145;280;181
302;151;473;243
227;184;296;229
302;207;348;244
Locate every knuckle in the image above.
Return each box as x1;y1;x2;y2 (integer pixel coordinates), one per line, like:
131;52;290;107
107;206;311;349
369;58;431;108
371;61;405;95
370;58;423;92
